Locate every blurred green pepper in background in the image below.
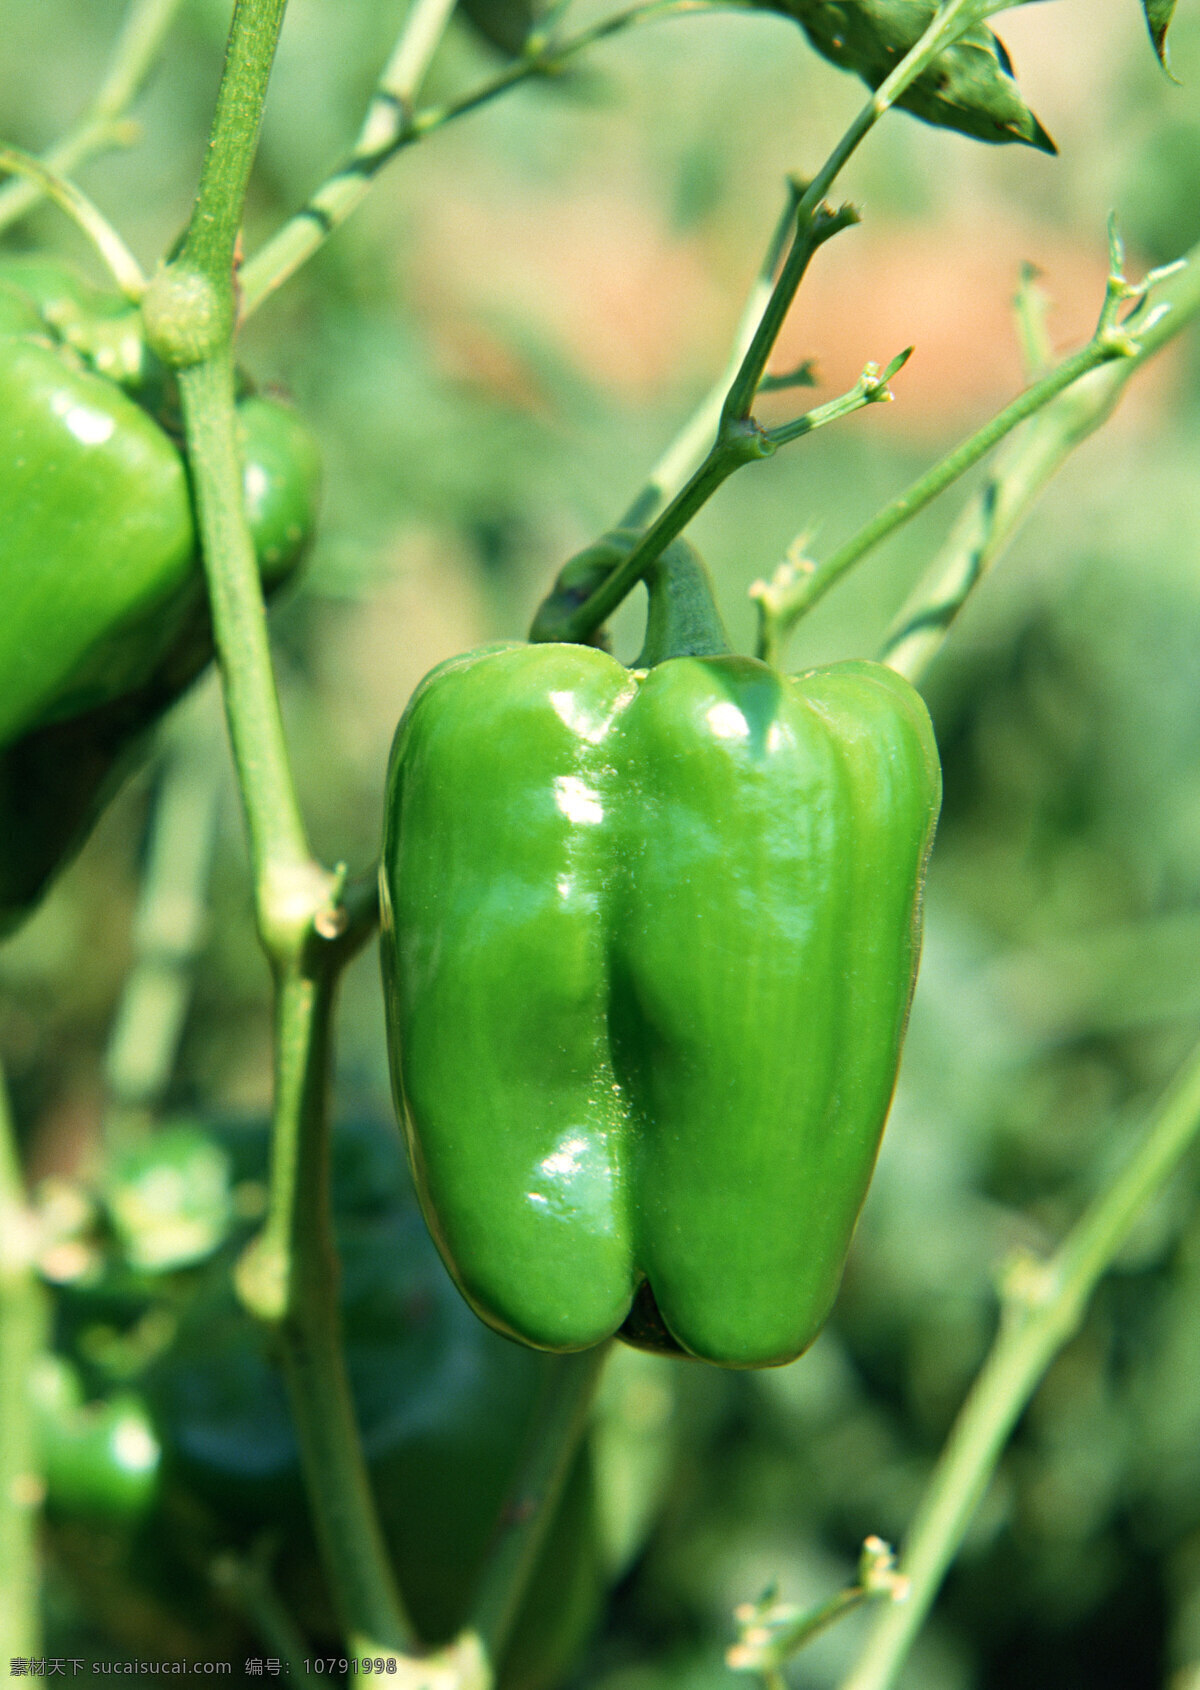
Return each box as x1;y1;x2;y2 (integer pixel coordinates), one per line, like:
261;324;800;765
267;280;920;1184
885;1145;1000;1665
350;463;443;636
0;259;320;933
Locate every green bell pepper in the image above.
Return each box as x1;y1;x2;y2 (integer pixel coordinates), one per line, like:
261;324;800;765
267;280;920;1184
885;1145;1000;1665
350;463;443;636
0;259;320;930
381;541;941;1368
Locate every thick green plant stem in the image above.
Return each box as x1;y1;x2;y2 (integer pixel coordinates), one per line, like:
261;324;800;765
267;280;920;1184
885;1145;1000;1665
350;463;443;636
839;1036;1200;1690
177;0;288;284
635;543;732;665
184;359;413;1663
178;354;321;924
240;961;413;1660
880;241;1200;684
0;0;182;235
472;1345;611;1665
161;0;417;1662
0;1060;47;1657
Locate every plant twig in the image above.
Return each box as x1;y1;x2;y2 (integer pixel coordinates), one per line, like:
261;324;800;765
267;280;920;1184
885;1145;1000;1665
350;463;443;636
0;146;146;297
211;1535;312;1673
241;0;462;314
729;1540;909;1678
839;1035;1200;1690
532;341;903;643
531;0;1005;646
237;956;414;1663
0;0;182;235
879;241;1200;685
0;1057;48;1658
626;178;804;528
240;0;721;316
102;689;227;1150
754;243;1178;664
722;0;977;424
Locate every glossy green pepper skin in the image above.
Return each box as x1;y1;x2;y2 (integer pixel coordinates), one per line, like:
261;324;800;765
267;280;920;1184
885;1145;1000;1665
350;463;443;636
0;261;320;929
0;332;197;740
381;620;941;1368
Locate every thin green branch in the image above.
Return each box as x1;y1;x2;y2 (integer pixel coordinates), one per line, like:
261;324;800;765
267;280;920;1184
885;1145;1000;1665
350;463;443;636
753;253;1171;661
240;0;719;316
765;351;907;448
721;202;859;424
211;1536;312;1672
0;1058;48;1658
722;0;981;423
0;146;145;296
839;1034;1200;1690
531;0;1004;647
729;1540;908;1679
534;350;905;642
879;242;1200;684
800;0;978;216
0;0;182;235
628;178;804;527
102;692;226;1149
531;430;761;641
241;0;461;314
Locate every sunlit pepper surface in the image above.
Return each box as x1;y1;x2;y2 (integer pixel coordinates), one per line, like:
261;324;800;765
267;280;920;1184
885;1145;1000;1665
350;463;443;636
382;635;941;1369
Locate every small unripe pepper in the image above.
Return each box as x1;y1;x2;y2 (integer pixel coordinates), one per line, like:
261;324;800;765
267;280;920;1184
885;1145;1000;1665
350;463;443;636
381;540;941;1367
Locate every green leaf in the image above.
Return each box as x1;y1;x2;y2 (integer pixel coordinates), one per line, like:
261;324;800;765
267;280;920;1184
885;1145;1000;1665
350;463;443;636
1142;0;1176;70
756;0;1056;152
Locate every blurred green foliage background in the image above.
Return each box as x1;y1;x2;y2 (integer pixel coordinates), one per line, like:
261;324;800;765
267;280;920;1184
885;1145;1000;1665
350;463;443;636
4;0;1200;1682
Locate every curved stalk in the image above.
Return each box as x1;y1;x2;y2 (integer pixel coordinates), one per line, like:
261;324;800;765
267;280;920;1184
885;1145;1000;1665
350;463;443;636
0;0;182;235
0;146;145;297
840;1036;1200;1690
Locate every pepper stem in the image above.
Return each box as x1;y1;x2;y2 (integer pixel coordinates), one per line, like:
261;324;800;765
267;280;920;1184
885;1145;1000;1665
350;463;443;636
635;538;732;667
